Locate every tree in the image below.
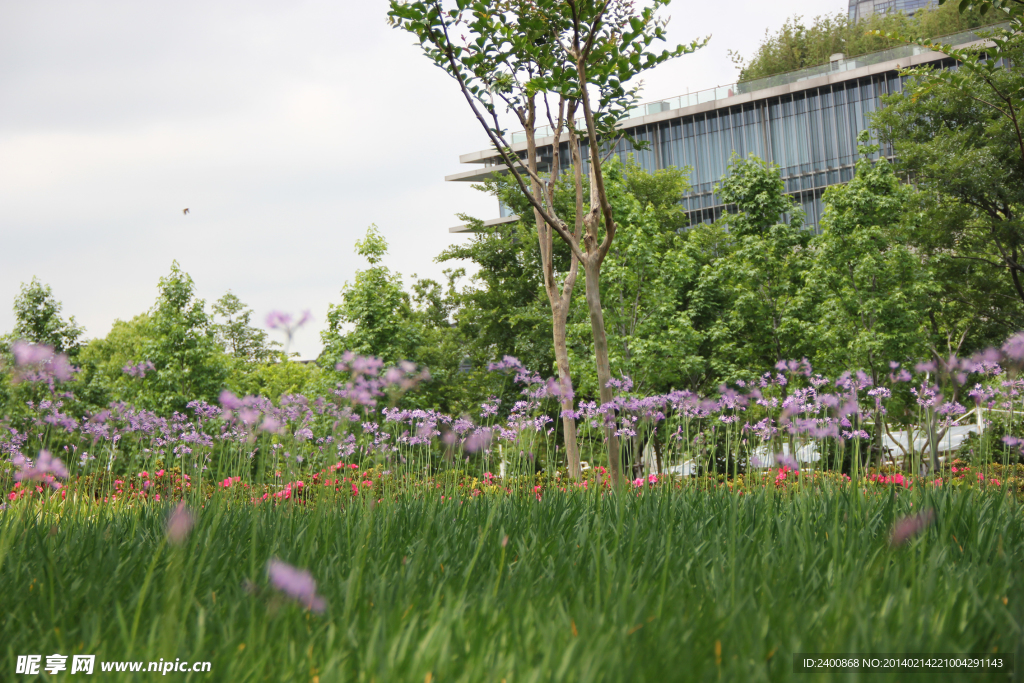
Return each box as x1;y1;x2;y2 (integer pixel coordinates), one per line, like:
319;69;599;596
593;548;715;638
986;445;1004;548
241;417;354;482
76;263;228;414
804;135;936;383
75;314;153;410
388;0;704;484
143;263;228;413
872;22;1024;333
566;156;703;396
437;210;554;377
6;278;84;356
731;2;993;82
691;156;813;381
212;292;278;365
320;226;423;367
871;14;1024;320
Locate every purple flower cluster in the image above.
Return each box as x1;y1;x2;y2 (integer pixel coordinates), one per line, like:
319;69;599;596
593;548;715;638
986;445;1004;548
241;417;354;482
122;360;156;378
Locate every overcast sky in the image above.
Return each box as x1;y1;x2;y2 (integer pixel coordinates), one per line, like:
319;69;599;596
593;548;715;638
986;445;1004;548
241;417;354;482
0;0;845;359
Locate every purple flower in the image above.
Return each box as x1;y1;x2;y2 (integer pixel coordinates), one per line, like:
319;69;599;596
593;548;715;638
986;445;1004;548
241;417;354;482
14;449;69;486
266;558;325;612
11;340;54;366
265;310;312;351
1003;332;1024;362
384;367;403;385
260;416;284;434
122;360;156;378
219;390;244;410
488;355;525;373
464;428;493;453
46;354;74;382
890;509;935;547
775;453;799;471
166;502;195;544
266;310;312;331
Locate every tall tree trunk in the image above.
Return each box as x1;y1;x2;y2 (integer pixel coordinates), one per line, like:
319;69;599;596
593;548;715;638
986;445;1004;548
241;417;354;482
525;101;583;480
553;311;581;477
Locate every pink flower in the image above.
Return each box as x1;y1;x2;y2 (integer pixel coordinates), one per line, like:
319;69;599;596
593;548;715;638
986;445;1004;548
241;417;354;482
890;509;935;547
267;558;325;612
648;474;658;484
156;469;165;477
166;502;195;544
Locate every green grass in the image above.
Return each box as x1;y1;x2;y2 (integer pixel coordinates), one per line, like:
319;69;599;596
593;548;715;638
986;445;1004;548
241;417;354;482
2;485;1023;681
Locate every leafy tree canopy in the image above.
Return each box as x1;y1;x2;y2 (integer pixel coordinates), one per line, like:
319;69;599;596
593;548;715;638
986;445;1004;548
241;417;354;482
732;1;994;82
4;278;85;356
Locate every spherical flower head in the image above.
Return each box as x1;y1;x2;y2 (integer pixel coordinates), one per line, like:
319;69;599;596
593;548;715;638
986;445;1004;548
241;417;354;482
166;502;195;545
219;390;244;410
890;509;935;547
46;354;74;382
384;367;404;386
464;428;492;453
267;558;325;612
266;311;292;330
774;453;799;471
260;416;284;434
12;340;54;366
14;450;68;486
1003;332;1024;362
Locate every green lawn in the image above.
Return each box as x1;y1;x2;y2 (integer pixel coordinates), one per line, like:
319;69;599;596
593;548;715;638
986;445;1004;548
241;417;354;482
1;485;1021;681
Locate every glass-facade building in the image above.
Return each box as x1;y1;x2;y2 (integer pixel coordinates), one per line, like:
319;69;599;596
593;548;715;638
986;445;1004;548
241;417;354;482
447;26;990;233
849;0;937;22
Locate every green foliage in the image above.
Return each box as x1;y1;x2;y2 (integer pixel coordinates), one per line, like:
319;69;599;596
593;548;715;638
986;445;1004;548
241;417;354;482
76;264;229;415
691;156;813;381
321;227;423;367
567;157;704;395
733;2;994;82
437;183;555;378
871;21;1024;334
142;264;228;413
939;0;1023;18
229;359;322;404
4;277;84;356
805;135;936;380
354;224;389;265
387;0;705;144
212;292;278;365
75;314;152;409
